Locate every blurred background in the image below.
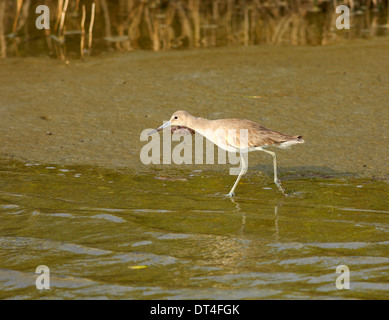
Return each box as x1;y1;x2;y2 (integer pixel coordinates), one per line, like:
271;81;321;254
0;0;388;59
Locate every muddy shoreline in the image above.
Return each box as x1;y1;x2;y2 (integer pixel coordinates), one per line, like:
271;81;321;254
1;38;388;178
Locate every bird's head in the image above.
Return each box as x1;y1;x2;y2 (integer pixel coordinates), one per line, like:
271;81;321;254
148;110;194;135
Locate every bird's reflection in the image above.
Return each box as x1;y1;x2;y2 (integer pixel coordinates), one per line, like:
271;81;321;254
274;204;280;242
229;197;282;240
229;197;246;234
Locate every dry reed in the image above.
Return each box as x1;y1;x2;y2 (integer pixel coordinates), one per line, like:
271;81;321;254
0;0;387;59
80;4;86;58
0;0;6;57
12;0;23;34
88;3;95;51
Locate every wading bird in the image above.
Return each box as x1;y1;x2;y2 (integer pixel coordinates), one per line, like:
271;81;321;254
148;111;304;196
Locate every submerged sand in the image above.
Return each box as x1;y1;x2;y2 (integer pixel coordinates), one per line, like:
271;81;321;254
0;38;388;177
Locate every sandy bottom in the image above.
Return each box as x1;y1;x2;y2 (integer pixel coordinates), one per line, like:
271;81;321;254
1;38;388;178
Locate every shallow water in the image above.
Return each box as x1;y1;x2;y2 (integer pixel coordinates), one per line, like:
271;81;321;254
0;159;388;299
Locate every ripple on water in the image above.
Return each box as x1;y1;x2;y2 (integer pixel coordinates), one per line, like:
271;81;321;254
0;160;388;299
90;214;126;223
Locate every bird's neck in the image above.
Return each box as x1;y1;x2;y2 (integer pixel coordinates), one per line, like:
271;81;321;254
187;116;211;132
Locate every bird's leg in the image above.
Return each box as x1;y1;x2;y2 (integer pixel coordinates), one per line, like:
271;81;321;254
226;154;247;197
260;149;286;195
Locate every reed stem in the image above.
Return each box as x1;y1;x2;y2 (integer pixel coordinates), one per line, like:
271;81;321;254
88;3;96;51
80;4;86;59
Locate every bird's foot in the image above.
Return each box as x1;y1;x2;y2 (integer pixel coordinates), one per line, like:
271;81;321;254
226;192;235;197
275;179;287;196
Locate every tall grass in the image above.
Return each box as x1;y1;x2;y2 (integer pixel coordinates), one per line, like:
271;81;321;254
0;0;388;59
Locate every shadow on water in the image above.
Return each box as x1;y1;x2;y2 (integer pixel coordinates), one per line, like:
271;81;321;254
0;158;388;299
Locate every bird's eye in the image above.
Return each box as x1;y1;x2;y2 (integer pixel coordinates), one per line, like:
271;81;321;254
174;116;178;119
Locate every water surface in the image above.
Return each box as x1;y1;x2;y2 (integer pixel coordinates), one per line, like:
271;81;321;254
1;159;388;299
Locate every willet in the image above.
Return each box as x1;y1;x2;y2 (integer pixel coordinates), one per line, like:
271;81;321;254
148;110;304;196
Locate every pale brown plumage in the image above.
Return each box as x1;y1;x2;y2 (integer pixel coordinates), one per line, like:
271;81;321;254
149;110;305;196
204;118;303;149
163;111;304;150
